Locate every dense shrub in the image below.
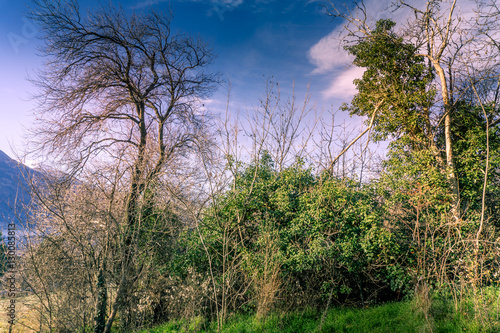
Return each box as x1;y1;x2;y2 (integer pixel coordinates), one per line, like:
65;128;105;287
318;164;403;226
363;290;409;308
168;153;411;322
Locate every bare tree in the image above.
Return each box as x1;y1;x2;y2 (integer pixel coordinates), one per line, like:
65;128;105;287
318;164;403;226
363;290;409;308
245;78;318;172
21;163;123;332
25;0;218;331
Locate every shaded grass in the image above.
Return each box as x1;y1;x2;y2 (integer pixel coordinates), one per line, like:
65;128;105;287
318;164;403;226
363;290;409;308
139;301;425;333
138;290;500;333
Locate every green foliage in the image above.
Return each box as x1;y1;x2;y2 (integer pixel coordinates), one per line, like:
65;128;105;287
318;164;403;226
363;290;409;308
127;28;500;322
111;37;500;327
344;19;435;142
281;176;406;303
377;137;456;285
185;153;408;312
382;137;452;215
449;102;500;224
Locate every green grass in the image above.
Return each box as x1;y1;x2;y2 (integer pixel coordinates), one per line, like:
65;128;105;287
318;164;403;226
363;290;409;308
138;290;500;333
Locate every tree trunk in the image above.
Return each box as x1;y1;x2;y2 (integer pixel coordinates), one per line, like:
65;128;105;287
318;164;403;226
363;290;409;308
103;276;127;333
94;268;107;333
103;103;148;332
433;61;460;221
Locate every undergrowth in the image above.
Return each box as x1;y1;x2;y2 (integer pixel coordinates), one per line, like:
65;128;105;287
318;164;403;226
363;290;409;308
138;288;500;333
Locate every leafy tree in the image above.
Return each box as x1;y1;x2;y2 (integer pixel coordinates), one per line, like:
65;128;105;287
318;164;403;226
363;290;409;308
449;102;500;225
378;138;453;286
327;0;500;222
344;19;435;146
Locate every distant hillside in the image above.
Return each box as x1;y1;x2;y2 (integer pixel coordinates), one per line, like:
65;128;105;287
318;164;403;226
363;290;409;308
0;150;36;233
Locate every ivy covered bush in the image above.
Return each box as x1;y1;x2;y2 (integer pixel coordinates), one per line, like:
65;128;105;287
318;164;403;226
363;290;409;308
166;152;415;322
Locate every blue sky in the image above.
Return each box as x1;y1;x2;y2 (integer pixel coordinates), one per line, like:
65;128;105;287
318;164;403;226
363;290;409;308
0;0;350;160
0;0;436;162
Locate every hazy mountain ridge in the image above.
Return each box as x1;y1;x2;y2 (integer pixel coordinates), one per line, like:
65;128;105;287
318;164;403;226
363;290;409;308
0;150;36;232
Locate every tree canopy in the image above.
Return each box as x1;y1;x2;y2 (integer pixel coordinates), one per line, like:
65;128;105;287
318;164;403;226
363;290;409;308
344;19;436;144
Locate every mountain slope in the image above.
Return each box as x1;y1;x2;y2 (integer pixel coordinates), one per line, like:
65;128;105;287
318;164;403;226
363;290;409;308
0;150;35;232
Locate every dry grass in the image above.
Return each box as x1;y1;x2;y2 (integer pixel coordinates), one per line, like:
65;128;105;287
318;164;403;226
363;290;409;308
0;294;40;333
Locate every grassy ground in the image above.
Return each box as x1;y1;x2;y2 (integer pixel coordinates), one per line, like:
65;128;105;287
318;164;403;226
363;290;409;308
3;289;500;332
138;291;500;333
142;303;424;333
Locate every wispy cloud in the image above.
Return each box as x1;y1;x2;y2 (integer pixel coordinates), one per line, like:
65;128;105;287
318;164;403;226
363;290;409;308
213;0;244;7
307;0;432;99
322;66;365;100
132;0;169;9
133;0;245;10
307;0;395;75
307;25;353;75
207;0;244;20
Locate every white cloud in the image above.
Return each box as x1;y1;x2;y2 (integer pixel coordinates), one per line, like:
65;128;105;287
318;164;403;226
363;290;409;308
306;0;392;100
322;66;365;100
133;0;245;10
132;0;169;8
207;0;244;20
308;0;478;78
307;0;410;76
307;0;434;99
212;0;244;7
307;25;353;74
